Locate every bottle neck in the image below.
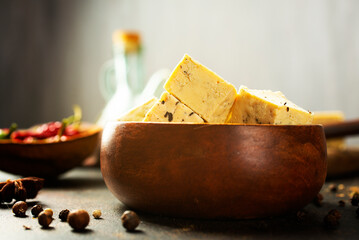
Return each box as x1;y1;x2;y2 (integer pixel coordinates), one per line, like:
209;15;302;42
113;44;144;96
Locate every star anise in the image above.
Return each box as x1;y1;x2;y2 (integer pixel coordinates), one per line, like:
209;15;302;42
0;177;44;203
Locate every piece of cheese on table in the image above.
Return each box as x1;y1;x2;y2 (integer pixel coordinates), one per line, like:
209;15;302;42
118;98;157;121
228;86;313;125
143;92;204;123
164;54;237;123
313;111;345;149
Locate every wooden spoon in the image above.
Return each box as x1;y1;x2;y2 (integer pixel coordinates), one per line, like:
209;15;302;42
324;119;359;139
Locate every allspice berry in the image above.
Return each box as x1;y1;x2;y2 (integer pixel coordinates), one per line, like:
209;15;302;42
12;201;28;217
38;211;53;228
31;205;43;217
121;210;140;231
68;209;90;231
59;209;70;222
92;209;102;219
43;208;53;217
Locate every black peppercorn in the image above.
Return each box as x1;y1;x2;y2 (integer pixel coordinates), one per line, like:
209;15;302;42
338;200;345;207
351;192;359;206
67;209;90;231
121;210;140;231
38;211;53;228
12;201;28;217
59;209;70;222
31;205;43;217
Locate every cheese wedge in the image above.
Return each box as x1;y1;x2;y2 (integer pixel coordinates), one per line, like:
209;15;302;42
164;54;237;123
143;92;204;123
118;98;157;121
228;86;313;125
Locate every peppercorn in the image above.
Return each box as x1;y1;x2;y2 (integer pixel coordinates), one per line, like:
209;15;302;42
338;200;345;207
351;192;359;206
328;209;341;219
43;208;53;217
324;213;339;229
313;193;324;207
12;201;28;217
59;209;70;222
92;209;102;219
67;209;90;231
329;184;337;192
324;209;341;229
31;205;43;217
121;210;140;231
38;211;53;228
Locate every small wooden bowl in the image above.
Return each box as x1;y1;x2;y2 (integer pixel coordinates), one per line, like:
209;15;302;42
0;123;102;178
101;122;327;219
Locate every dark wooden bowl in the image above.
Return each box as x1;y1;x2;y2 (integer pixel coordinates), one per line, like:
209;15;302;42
0;123;102;178
101;122;327;219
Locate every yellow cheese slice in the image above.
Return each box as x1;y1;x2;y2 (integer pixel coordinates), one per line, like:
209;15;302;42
164;54;237;123
118;98;157;121
143;92;204;123
228;86;313;125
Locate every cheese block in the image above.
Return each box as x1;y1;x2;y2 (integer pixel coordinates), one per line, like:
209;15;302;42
143;92;204;123
313;111;345;149
164;54;237;123
118;98;157;121
228;86;313;125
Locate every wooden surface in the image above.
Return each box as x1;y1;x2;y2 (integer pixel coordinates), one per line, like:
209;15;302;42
1;167;359;239
101;122;327;219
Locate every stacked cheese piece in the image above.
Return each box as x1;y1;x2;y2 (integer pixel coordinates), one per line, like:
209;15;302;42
119;54;313;125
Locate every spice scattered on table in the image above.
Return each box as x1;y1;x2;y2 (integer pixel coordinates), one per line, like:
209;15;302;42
23;225;31;230
59;209;70;222
93;209;102;219
121;210;140;231
43;208;53;218
12;201;28;217
338;200;345;207
329;184;337;192
324;209;341;229
38;211;53;228
338;184;345;191
67;209;90;231
313;193;324;207
0;177;44;203
31;205;43;217
350;192;359;206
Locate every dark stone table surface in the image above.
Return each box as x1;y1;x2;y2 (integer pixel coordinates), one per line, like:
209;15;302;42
1;167;359;239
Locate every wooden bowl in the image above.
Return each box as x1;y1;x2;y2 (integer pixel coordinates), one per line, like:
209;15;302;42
0;123;102;178
101;122;327;219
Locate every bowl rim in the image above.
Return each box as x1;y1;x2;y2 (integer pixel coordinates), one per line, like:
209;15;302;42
0;123;102;145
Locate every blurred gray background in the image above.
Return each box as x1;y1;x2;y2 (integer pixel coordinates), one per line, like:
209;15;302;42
0;0;358;127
